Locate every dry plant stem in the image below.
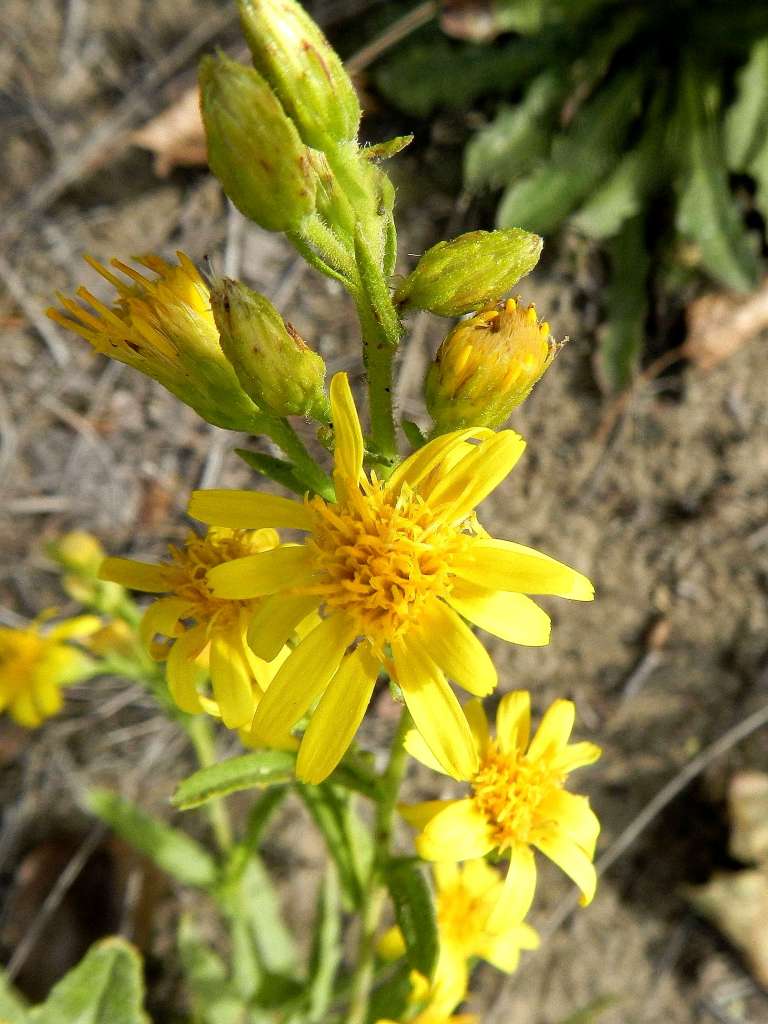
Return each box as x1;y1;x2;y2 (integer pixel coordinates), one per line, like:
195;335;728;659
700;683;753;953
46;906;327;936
187;715;233;853
346;707;412;1024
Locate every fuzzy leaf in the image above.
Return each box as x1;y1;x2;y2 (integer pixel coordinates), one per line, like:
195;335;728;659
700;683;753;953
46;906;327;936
87;789;217;889
385;858;439;979
172;751;296;810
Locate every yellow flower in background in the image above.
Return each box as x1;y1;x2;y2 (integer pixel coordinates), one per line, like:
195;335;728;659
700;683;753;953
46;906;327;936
402;692;601;922
189;372;593;784
0;616;99;727
99;528;295;729
374;963;478;1024
47;252;262;431
381;859;538;1011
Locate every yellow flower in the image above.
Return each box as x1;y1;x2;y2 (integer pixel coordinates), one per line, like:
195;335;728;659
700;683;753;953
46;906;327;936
0;616;99;727
402;692;601;921
188;373;593;783
381;859;539;1011
375;964;478;1024
47;253;262;431
99;528;294;729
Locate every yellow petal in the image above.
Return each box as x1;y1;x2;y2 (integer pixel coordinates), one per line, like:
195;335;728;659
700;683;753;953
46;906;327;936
207;545;315;599
11;690;43;728
166;626;207;714
526;699;575;760
416;601;497;697
417;799;496;862
393;638;478;780
495;691;531;754
430;946;469;1018
330;373;364;485
489;843;537;928
551;741;602;774
99;556;173;592
139;597;191;650
536;790;600;858
33;676;63;719
463;698;490;756
403;728;450;775
48;615;102;640
188;489;312;530
426;431;526;522
453;539;594;601
249;614;357;745
296;643;380;783
483;921;539;972
446;582;551;646
209;628;258;729
399;800;455;831
533;830;597;906
247;592;322;661
385;427;491;498
433;861;460;891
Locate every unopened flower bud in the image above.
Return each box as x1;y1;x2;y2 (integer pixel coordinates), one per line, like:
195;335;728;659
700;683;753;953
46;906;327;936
51;531;105;575
199;54;316;231
395;229;542;317
211;279;329;420
426;298;562;431
238;0;360;151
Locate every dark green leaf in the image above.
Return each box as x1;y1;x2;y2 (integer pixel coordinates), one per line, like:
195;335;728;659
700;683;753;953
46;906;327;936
172;751;296;810
29;938;148;1024
725;37;768;169
234;450;307;498
598;215;649;393
676;63;760;291
87;789;217;889
364;963;412;1024
401;419;428;451
384;858;439;979
306;868;341;1022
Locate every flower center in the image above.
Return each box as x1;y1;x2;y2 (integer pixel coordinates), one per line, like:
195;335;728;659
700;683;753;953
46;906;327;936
471;741;563;850
168;529;276;630
306;477;471;647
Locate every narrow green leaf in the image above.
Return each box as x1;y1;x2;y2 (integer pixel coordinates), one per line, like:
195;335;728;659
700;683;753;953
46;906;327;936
364;963;412;1024
29;938;148;1024
87;789;217;889
172;750;296;810
298;783;372;909
230;915;262;1004
234;450;307;498
306;868;341;1023
0;972;29;1024
178;915;246;1024
598;215;649;393
384;858;439;979
228;856;298;974
676;63;760;291
401;419;428;451
749;133;768;211
725;37;768;170
363;135;413;162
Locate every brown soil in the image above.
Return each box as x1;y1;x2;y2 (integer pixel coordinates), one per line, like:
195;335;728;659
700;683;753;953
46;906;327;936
1;2;768;1022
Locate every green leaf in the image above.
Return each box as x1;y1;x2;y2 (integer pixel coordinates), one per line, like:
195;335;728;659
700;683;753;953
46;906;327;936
178;915;247;1024
384;858;439;979
464;73;561;193
172;751;296;810
298;783;373;909
401;419;427;451
598;215;649;393
725;36;768;170
234;450;307;498
363;135;413;162
306;868;341;1023
29;938;148;1024
87;788;217;889
232;857;297;974
0;972;29;1024
749;132;768;211
497;71;643;234
675;63;760;291
364;963;412;1024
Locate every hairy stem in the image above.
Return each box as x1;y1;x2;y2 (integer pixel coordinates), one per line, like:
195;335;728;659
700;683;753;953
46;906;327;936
261;415;334;498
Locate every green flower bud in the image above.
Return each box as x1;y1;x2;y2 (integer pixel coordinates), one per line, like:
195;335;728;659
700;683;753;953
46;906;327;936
211;278;329;421
199;54;316;232
426;298;562;432
238;0;360;151
395;228;543;317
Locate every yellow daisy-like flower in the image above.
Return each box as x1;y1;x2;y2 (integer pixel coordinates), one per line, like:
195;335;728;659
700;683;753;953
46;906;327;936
0;616;99;727
47;252;261;431
381;859;538;1008
402;692;601;921
188;373;593;782
99;528;293;729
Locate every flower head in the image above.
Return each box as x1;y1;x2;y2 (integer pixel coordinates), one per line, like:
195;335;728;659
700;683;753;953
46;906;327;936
402;692;601;921
426;299;561;433
0;616;99;727
99;528;296;729
47;253;262;431
188;373;593;782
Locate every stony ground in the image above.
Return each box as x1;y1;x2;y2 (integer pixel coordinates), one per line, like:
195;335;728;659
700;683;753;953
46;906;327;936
1;2;768;1021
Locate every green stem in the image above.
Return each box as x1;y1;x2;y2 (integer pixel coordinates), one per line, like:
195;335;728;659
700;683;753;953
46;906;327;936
345;707;411;1024
261;415;334;499
187;716;233;853
355;296;398;469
